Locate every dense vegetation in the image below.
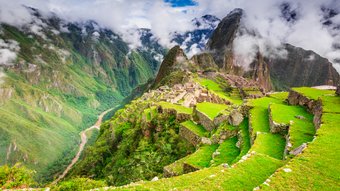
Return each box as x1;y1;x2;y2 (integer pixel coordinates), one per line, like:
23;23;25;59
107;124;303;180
0;13;164;183
0;163;36;189
68;100;195;186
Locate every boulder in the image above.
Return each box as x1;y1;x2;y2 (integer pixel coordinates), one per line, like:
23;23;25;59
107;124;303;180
289;143;307;156
228;110;243;126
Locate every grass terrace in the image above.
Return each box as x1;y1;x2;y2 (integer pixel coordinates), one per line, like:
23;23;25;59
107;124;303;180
185;144;219;169
262;113;340;190
212;137;240;166
248;97;284;135
270;104;315;150
181;120;209;137
111;153;284;191
232;119;251;163
196;102;229;120
293;87;340;113
268;92;289;101
158;101;193;114
250;133;286;160
196;77;243;105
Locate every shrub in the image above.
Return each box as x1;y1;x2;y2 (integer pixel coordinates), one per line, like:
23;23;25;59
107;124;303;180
52;178;106;191
0;163;36;189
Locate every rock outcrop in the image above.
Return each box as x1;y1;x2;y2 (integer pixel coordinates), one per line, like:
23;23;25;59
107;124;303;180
205;8;340;91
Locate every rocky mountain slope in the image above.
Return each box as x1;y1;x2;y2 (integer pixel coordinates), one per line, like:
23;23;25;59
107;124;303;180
206;9;339;91
0;8;164;182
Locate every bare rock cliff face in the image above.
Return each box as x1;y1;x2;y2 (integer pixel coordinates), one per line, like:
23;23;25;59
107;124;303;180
206;8;340;91
268;44;340;90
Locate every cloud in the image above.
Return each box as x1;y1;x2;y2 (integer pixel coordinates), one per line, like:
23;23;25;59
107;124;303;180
0;68;5;85
0;0;339;72
0;39;20;66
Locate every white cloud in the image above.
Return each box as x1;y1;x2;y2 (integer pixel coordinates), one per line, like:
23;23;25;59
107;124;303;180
0;0;339;72
0;39;20;66
0;68;5;85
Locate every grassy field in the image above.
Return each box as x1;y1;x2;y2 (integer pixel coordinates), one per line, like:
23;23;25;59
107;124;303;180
212;137;240;166
196;78;243;105
261;89;340;190
270;104;315;150
181;120;209;137
196;102;229;120
158;101;193;114
185;144;219;169
250;133;286;160
248;97;284;135
111;153;284;191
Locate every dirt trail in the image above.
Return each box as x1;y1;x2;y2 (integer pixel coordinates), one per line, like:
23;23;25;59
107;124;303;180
52;108;115;184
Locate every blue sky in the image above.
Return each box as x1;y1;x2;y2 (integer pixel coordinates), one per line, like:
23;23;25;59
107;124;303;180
164;0;197;7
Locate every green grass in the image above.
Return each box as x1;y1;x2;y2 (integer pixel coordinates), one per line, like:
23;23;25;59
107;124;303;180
110;153;284;191
185;144;219;169
268;92;289;101
270;104;315;150
248;97;284;135
262;113;340;190
158;101;193;114
292;87;334;100
293;87;340;113
250;133;286;160
196;102;229;120
232;119;251;163
212;137;240;166
181;121;209;137
196;78;243;105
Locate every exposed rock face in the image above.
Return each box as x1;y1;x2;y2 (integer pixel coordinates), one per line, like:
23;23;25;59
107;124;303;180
269;44;340;89
153;46;188;87
190;53;218;71
206;8;340;91
207;9;243;72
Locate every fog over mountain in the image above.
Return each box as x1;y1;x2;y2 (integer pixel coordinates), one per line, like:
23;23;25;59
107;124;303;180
1;0;340;71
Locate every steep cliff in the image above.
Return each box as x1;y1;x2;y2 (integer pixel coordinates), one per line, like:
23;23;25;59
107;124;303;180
206;9;339;91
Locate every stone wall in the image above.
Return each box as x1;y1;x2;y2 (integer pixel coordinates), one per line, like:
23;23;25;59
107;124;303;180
183;163;200;174
194;107;215;131
287;90;323;129
179;125;202;146
268;105;289;134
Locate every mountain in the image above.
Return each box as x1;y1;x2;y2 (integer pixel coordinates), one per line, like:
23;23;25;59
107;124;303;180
0;7;164;181
66;44;340;190
171;15;220;55
206;9;340;91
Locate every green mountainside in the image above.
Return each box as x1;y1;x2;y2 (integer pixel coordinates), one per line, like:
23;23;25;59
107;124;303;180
55;44;340;190
0;11;164;182
1;7;340;191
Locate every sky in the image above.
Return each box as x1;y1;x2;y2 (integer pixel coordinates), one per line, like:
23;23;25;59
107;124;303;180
0;0;339;71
